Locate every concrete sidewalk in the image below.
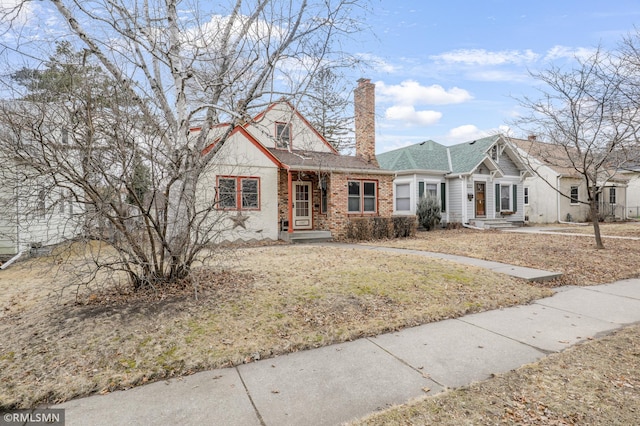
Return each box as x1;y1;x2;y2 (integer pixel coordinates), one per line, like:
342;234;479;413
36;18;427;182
325;243;562;282
54;278;640;426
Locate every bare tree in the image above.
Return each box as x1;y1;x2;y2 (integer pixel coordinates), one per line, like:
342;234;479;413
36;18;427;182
513;48;640;249
299;66;355;153
0;0;366;290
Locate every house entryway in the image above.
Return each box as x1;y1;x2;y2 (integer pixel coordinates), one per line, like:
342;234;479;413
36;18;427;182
293;181;312;230
475;182;486;217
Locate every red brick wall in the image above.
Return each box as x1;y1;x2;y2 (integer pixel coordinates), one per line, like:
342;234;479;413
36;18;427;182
276;169;393;238
354;78;379;167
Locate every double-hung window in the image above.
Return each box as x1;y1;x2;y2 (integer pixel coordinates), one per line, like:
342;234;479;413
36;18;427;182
275;122;291;149
570;186;579;204
495;183;518;212
609;187;616;204
348;180;377;213
217;176;260;210
395;183;410;211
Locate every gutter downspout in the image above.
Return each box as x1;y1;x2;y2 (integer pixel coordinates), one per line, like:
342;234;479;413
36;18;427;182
1;250;25;270
556;174;587;225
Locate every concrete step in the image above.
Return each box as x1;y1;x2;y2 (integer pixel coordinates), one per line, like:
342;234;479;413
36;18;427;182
279;231;333;243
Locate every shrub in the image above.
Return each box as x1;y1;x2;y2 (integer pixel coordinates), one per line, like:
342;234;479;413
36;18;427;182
416;195;441;231
345;216;416;241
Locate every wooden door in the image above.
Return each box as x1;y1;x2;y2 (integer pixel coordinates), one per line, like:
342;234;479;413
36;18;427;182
475;182;486;217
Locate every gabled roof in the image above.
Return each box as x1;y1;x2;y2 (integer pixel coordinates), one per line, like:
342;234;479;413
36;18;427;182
510;137;582;177
267;148;390;173
377;140;450;172
448;135;500;175
377;134;528;177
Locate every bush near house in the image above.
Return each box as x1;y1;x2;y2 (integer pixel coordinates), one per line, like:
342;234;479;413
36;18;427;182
345;216;416;240
416;195;441;231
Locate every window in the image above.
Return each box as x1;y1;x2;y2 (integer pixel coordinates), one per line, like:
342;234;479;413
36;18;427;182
320;177;328;214
524;187;529;205
217;176;260;210
36;186;46;218
500;185;511;211
491;145;499;161
440;182;446;212
570;186;579;204
609;187;616;204
348;180;377;213
495;183;517;212
275;122;291;149
395;183;410;211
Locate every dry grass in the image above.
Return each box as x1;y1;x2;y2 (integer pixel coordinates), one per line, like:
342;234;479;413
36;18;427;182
371;224;640;286
352;324;640;425
0;245;549;409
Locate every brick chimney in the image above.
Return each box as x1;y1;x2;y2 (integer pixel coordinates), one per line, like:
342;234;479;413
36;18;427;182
354;78;378;166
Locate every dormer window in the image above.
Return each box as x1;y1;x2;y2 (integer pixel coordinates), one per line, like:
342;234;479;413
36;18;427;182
491;145;499;161
276;122;291;149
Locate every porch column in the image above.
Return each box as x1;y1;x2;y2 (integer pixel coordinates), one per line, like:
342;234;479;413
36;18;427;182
288;169;294;234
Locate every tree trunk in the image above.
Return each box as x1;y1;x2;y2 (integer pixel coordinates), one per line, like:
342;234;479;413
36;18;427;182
590;199;605;249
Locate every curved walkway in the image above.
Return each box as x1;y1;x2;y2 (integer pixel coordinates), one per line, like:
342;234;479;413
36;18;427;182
53;245;640;426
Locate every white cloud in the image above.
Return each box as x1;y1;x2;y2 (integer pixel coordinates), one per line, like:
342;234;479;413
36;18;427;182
431;49;539;66
545;45;598;61
448;124;483;140
384;105;442;126
377;80;472;105
445;124;511;144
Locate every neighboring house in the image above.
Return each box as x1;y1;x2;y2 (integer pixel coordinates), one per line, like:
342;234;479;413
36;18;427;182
618;163;640;218
196;78;394;242
377;135;531;228
511;137;628;223
0;144;79;258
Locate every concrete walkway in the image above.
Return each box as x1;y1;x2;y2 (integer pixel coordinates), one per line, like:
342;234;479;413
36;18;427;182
53;251;640;425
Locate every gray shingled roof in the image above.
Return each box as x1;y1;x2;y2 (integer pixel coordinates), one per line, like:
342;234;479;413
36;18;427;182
267;148;384;171
377;135;502;175
448;135;500;174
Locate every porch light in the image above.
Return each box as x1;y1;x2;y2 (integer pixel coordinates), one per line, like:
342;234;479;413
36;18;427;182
467;193;474;201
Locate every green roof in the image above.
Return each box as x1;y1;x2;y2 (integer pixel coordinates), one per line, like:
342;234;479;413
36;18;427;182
377;140;449;171
377;135;501;175
448;135;500;174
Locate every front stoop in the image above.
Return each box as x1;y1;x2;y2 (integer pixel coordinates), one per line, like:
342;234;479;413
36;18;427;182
279;230;333;243
470;219;522;230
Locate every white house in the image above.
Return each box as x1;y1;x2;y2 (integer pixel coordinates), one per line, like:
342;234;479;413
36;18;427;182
377;135;532;228
511;137;628;223
194;79;396;243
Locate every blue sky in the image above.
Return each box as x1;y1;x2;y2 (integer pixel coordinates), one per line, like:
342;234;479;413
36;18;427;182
352;0;640;152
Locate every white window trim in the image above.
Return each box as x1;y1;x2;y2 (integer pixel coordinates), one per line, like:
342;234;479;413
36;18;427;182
570;186;579;205
498;183;513;212
394;181;412;213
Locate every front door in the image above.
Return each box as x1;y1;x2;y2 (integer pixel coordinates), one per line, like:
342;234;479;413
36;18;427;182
293;182;312;229
475;182;486;217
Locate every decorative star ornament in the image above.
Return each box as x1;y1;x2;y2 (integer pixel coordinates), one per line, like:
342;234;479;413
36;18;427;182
229;211;249;229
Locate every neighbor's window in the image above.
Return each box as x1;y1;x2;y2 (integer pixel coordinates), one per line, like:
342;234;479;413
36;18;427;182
348;180;377;213
217;176;260;210
275;122;291;149
500;184;511;211
37;187;46;218
524;187;529;205
609;187;616;204
395;183;410;211
570;186;579;204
